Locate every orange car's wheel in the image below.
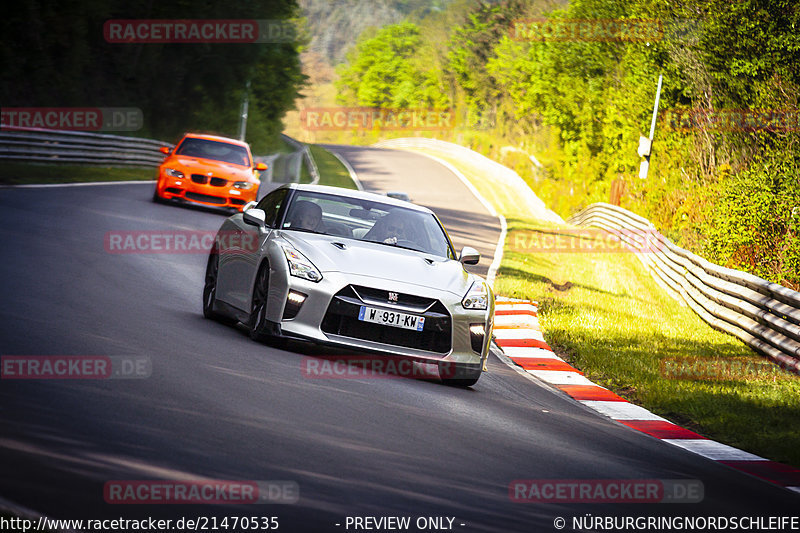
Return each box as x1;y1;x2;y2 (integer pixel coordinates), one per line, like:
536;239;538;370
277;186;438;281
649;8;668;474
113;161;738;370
152;186;164;204
203;250;235;325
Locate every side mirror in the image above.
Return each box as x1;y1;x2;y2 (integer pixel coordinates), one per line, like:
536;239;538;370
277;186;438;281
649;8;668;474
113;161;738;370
243;208;266;227
242;201;258;212
159;146;170;155
459;246;480;265
255;162;268;171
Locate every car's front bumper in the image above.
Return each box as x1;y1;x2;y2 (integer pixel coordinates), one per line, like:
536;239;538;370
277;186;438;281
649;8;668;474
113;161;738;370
265;269;494;367
157;173;257;210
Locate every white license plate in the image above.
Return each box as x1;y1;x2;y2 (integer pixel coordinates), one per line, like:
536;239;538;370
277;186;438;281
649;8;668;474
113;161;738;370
358;306;425;331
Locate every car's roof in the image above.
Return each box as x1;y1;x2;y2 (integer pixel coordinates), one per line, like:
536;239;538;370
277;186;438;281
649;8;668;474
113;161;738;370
180;132;250;147
282;183;434;214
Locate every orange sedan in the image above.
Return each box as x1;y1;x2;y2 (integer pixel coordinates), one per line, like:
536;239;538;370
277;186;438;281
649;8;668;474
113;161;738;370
153;133;267;211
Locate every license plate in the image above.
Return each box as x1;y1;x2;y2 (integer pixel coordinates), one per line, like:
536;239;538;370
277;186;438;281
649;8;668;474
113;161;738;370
358;306;425;331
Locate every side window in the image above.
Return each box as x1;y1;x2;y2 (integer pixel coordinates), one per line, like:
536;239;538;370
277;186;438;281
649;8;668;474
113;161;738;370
255;188;288;228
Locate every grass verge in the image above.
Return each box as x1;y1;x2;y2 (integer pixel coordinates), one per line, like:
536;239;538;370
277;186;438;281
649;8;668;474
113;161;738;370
496;218;800;468
397;144;800;469
0;163;155;185
307;144;358;189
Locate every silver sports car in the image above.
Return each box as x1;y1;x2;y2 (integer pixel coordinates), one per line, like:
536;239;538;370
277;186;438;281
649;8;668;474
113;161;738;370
203;183;494;386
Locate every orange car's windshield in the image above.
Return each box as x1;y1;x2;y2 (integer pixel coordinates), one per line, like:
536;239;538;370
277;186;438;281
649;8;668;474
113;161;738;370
175;138;251;167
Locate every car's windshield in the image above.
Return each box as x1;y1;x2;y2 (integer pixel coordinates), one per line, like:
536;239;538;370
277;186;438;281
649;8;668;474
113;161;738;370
282;190;454;259
175;138;251;166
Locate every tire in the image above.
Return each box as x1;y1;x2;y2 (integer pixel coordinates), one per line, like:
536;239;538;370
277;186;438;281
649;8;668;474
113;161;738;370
439;362;482;387
152;186;164;204
202;250;236;325
249;262;283;345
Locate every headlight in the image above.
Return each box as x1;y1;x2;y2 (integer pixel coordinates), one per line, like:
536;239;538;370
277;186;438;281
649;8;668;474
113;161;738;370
164;168;184;178
462;280;488;310
233;181;255;190
282;246;322;282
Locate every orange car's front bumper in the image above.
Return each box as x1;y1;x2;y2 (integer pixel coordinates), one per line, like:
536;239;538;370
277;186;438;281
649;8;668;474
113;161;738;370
156;173;258;211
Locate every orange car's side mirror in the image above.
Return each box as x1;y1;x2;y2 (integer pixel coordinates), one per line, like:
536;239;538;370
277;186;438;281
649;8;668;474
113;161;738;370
255;162;268;171
159;146;170;155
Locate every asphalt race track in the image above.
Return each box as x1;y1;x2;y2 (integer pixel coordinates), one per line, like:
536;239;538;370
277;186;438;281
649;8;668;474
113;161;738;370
1;147;798;532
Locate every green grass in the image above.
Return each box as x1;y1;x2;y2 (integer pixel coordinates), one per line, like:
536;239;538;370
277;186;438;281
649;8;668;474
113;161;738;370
495;218;800;468
308;144;358;189
0;162;155;185
393;144;800;468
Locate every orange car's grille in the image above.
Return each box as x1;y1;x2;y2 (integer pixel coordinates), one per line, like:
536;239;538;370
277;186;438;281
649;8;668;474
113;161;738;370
190;174;228;187
185;192;226;205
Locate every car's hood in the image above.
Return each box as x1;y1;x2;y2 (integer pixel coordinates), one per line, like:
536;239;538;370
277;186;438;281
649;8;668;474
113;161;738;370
169;156;254;180
280;232;474;297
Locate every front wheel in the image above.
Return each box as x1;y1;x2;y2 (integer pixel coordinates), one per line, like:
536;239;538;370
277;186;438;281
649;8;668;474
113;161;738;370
203;251;235;325
249;263;283;346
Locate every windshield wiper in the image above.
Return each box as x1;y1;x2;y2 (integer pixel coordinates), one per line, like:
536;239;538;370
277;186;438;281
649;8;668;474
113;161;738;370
287;227;324;235
369;240;424;253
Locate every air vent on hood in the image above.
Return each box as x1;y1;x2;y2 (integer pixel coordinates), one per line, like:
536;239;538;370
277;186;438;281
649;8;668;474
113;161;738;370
331;242;347;250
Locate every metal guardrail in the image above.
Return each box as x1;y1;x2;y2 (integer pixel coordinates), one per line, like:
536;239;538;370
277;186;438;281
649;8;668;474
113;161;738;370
303;145;320;184
266;150;304;184
0;127;320;184
568;203;800;374
0;125;171;166
278;134;319;185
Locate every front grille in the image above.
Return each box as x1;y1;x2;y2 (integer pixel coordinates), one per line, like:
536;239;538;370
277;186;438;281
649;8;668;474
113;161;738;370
351;285;436;312
230;198;246;206
185;192;226;205
321;286;451;353
191;174;209;184
210;177;227;187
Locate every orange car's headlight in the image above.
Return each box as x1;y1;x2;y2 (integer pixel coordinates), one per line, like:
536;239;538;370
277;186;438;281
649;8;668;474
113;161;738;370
233;181;255;190
164;168;184;179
